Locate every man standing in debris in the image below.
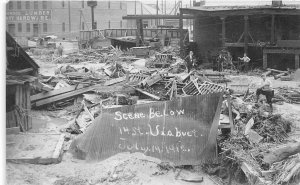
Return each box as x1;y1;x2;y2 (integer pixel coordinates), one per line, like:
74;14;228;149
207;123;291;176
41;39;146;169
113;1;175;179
57;43;63;56
238;53;251;72
256;74;274;111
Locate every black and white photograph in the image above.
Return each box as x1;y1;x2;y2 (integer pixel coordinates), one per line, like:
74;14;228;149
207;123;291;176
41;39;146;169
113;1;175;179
4;0;300;184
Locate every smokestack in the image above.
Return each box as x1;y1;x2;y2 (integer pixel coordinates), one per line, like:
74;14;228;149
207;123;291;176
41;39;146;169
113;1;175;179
272;0;282;7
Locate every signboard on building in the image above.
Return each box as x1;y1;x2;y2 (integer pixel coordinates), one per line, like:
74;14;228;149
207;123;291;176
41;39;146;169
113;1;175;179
6;10;52;22
71;93;223;165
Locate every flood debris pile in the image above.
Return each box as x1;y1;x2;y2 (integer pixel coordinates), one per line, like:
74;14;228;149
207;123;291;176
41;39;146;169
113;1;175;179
25;41;300;185
204;88;299;185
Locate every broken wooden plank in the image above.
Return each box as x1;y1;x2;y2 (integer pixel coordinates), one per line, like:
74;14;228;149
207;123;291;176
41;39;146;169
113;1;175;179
33;85;97;107
31;84;85;102
244;118;254;135
267;68;288;74
263;142;300;165
135;88;161;100
83;103;95;121
241;162;263;185
248;129;263;144
51;134;65;163
104;76;126;86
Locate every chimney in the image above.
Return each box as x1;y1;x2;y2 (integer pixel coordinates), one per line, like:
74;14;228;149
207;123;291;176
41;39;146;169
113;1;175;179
272;0;282;7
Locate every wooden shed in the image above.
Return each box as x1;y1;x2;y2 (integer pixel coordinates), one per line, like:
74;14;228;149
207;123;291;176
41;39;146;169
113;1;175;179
6;32;39;131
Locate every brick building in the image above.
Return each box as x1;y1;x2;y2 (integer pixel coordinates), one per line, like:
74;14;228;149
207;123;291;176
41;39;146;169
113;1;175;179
6;0;129;39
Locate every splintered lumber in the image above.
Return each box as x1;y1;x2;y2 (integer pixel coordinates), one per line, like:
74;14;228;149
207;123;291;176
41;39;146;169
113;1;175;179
263;142;300;164
262;71;272;76
241;162;267;185
31;84;85;102
33;85;97;107
135;88;161;100
267;68;288;74
104;76;126;86
274;73;288;79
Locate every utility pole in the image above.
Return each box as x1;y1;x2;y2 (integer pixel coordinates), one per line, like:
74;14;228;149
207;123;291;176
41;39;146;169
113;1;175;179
135;0;136;15
68;0;71;32
156;0;159;26
87;1;97;30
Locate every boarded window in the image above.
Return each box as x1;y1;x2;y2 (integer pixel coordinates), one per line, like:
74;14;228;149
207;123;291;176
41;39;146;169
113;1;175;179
42;1;47;9
18;23;22;32
62;22;65;32
17;1;21;9
26;23;30;32
8;1;13;10
25;1;30;9
43;23;47;32
34;1;38;9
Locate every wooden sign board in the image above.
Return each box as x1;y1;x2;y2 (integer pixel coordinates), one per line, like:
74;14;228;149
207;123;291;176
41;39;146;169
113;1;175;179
71;93;223;165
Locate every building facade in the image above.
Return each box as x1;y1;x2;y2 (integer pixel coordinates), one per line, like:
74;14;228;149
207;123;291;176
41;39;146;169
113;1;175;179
6;0;128;39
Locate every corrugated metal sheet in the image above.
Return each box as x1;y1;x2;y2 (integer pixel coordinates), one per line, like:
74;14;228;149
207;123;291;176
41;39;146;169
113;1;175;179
71;93;223;165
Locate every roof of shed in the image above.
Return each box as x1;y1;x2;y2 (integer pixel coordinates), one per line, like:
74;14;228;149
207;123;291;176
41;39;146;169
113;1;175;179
181;5;300;16
6;32;39;72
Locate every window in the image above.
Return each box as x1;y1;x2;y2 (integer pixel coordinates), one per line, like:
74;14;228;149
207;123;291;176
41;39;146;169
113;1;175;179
120;21;122;28
82;0;84;8
120;2;122;9
62;22;65;32
17;1;21;9
8;1;13;10
42;1;47;9
18;23;22;32
62;1;65;8
82;22;84;30
108;21;110;29
34;1;38;9
25;1;30;9
26;23;30;32
8;24;15;36
108;1;110;9
43;23;47;32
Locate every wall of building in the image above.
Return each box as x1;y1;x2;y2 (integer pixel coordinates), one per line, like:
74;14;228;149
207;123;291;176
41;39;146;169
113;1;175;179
6;0;128;39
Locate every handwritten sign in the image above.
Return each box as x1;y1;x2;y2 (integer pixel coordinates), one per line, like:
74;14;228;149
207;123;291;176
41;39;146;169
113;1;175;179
71;93;223;165
6;10;52;22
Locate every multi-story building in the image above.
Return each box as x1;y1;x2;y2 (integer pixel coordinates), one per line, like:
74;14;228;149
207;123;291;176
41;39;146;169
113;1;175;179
6;0;129;39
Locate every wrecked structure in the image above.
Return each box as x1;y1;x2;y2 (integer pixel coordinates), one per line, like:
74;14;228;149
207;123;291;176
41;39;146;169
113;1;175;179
180;3;300;70
6;32;39;131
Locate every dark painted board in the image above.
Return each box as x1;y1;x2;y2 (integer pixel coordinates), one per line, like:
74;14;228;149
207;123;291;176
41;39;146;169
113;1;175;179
71;93;223;165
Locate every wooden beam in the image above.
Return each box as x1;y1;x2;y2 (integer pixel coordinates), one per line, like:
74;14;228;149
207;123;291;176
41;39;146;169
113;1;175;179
263;53;267;69
122;15;194;20
179;10;184;58
220;16;226;47
33;85;97;107
296;54;299;69
271;15;275;44
263;49;300;54
31;85;84;102
135;88;161;100
244;15;249;55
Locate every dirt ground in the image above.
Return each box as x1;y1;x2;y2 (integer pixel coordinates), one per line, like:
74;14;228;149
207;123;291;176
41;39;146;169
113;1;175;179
6;152;220;185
